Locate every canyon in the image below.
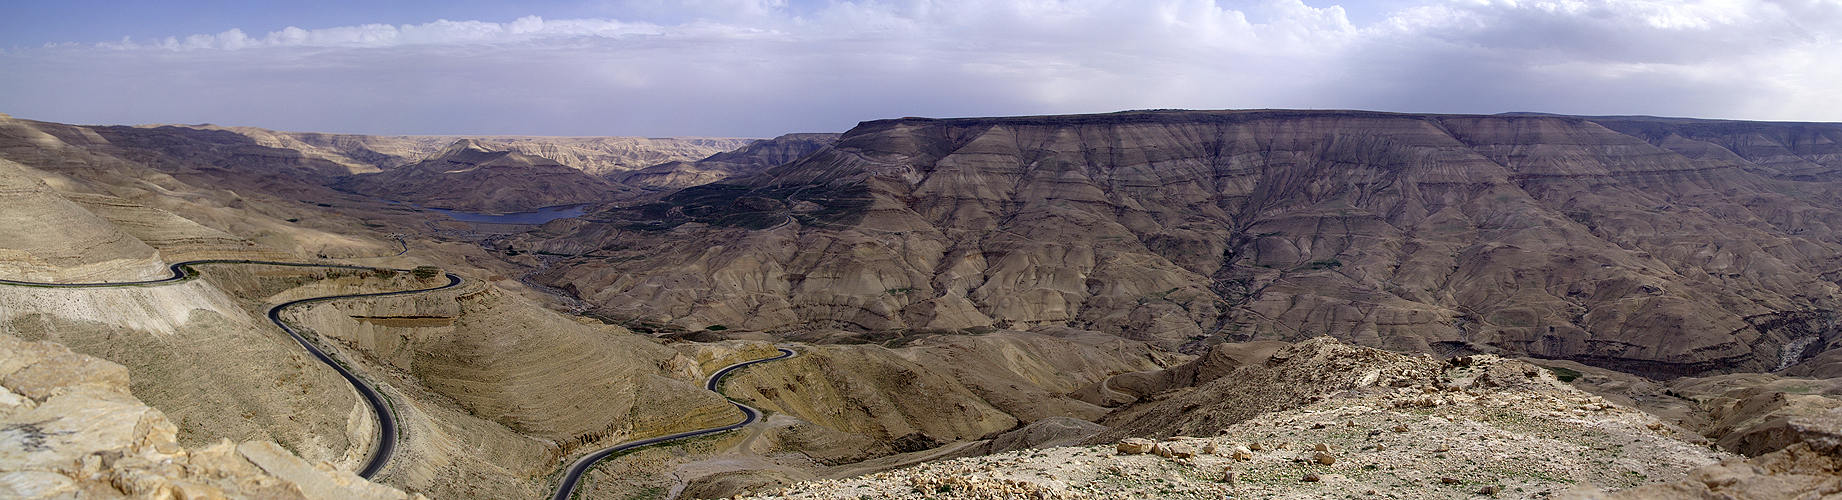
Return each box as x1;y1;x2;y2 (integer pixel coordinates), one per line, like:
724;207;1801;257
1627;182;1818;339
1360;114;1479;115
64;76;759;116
5;109;1842;499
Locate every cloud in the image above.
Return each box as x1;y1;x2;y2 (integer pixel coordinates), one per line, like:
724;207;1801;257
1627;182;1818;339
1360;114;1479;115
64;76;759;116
3;0;1840;137
88;16;666;50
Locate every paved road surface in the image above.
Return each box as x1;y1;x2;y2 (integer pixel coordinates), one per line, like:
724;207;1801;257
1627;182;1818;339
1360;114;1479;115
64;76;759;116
0;259;462;478
551;347;798;500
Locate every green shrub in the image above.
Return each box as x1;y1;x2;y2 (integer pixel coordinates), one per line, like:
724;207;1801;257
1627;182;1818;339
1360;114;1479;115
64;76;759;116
1545;366;1582;383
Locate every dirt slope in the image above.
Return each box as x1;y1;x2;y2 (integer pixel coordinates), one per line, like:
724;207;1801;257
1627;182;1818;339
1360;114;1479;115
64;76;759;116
511;110;1842;377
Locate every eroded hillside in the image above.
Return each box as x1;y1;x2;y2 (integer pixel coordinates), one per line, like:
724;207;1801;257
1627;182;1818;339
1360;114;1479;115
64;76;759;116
14;108;1842;500
508;110;1842;378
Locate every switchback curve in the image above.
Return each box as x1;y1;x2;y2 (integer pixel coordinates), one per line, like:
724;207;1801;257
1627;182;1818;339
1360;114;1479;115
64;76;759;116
0;259;463;479
551;346;798;500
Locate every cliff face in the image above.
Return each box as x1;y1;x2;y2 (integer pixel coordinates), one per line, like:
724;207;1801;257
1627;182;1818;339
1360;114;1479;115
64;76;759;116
0;333;424;500
0;159;165;282
516;110;1842;376
215;128;754;177
615;133;841;190
336;139;639;213
733;338;1733;500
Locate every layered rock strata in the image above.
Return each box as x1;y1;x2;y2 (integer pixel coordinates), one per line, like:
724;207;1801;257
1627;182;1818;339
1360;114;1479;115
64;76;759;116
616;133;840;190
0;159;165;282
732;338;1730;500
335;139;637;213
514;110;1842;376
0;333;422;500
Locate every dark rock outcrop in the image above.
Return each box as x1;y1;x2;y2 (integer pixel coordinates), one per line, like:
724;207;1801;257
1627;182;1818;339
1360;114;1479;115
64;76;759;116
337;139;635;213
514;110;1842;376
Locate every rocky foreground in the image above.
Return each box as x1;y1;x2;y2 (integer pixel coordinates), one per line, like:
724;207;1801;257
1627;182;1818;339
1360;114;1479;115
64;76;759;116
736;339;1842;500
0;333;422;500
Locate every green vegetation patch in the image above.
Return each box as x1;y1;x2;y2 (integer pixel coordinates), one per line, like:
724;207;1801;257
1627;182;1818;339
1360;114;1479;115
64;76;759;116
1297;259;1344;271
1544;366;1582;383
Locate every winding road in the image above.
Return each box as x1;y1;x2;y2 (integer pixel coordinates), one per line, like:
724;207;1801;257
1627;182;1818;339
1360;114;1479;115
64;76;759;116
0;259;463;479
550;347;797;500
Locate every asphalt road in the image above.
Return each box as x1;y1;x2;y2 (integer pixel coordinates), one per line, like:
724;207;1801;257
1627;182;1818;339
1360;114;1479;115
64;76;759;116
0;259;463;479
262;269;463;478
550;346;798;500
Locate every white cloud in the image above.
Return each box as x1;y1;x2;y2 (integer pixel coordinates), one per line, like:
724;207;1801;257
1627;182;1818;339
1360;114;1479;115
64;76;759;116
90;16;667;50
4;0;1841;136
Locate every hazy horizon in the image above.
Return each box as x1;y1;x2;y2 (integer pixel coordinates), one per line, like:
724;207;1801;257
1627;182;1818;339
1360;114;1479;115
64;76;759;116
5;0;1839;137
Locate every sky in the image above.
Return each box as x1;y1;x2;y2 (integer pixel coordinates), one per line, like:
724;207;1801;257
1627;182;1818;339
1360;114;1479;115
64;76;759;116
3;0;1840;138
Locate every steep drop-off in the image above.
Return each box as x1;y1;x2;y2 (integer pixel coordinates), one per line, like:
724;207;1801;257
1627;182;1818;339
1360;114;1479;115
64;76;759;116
336;139;638;213
513;110;1842;377
616;133;841;190
204;126;754;177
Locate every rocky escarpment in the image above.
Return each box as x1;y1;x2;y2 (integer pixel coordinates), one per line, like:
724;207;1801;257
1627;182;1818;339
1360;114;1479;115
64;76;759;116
1089;337;1445;442
0;159;166;282
734;338;1732;500
513;110;1842;376
1564;408;1842;499
616;133;840;190
335;139;638;213
707;330;1179;464
207;126;754;177
562;330;1182;500
0;114;404;261
1068;340;1292;407
0;333;422;500
204;265;737;499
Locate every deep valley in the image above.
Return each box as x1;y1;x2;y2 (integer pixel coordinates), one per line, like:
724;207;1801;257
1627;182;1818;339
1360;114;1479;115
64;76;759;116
6;109;1842;499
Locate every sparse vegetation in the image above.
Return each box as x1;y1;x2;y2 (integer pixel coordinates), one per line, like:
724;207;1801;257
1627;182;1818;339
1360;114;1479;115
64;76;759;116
1297;259;1343;271
1545;366;1582;383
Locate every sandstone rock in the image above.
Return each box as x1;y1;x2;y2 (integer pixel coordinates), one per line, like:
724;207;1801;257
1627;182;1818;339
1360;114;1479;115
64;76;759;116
1785;407;1842;454
0;159;165;282
2;350;130;402
1313;452;1336;465
230;129;755;177
1116;438;1155;455
238;441;406;500
0;470;75;498
1164;443;1197;459
1152;443;1174;458
1557;442;1842;500
983;417;1108;455
726;332;1734;500
1091;337;1444;442
0;334;419;500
